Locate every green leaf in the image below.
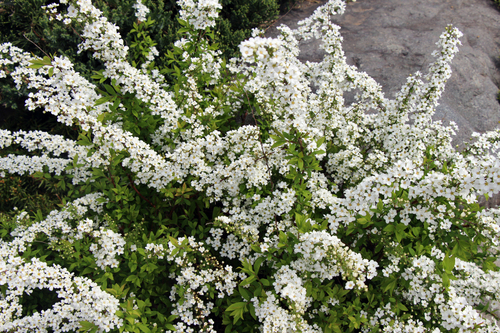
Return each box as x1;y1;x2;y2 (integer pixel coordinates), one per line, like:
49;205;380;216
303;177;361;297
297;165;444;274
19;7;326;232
125;275;140;287
27;63;44;69
239;286;251;301
271;139;286;149
442;272;450;288
165;324;176;331
254;284;262;297
78;321;98;332
279;231;287;244
97;112;108;122
383;278;397;295
310;150;326;156
297;158;304;170
443;254;455;273
316;137;326;148
42;55;52;64
395;230;405;242
136;323;151;333
129;261;137;273
168;236;179;247
357;215;370;225
250;244;262;253
346;224;357;235
226;302;247;313
94;96;113;106
91;70;104;80
383;224;395;233
225;301;248;324
240;275;257;286
253;257;265;275
249;302;257;320
28;56;52;69
104;84;115;95
269;133;283;141
397;302;408;311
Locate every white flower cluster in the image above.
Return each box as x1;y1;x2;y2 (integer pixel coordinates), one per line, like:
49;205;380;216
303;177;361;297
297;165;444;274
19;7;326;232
133;0;150;22
439;293;489;331
177;0;222;30
8;193;105;251
293;231;378;290
450;259;500;326
0;129;90;180
57;0;129;62
0;130;12;149
0;194;123;331
89;228;126;270
236;34;313;135
252;291;322;333
0;154;70;178
184;48;224;85
367;303;428;333
401;255;440;306
0;257;121;332
393;254;500;332
381;253;401;277
273;265;311;314
145;242;165;259
0;45;182;188
165;236;238;332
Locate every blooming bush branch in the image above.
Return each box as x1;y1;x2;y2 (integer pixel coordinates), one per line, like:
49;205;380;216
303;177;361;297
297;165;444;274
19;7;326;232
1;0;500;332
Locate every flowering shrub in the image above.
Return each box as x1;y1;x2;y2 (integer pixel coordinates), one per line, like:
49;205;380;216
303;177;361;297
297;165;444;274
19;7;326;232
0;0;285;114
1;0;500;332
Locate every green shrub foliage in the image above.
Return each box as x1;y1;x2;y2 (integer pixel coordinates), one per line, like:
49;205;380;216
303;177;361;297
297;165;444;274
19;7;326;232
2;0;500;333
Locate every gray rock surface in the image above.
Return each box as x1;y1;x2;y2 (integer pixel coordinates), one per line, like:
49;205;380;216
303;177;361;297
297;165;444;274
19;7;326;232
265;0;500;149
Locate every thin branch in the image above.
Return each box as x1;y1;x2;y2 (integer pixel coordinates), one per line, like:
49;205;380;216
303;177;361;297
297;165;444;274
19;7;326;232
123;166;156;208
23;33;50;58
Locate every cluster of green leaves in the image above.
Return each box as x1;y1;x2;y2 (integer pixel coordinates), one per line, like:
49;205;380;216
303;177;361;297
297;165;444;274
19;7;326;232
0;173;65;217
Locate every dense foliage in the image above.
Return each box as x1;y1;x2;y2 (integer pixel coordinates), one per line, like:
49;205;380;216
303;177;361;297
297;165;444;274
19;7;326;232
1;0;500;332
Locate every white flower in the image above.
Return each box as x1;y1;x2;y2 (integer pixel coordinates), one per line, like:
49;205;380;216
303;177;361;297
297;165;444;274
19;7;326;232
133;0;150;21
